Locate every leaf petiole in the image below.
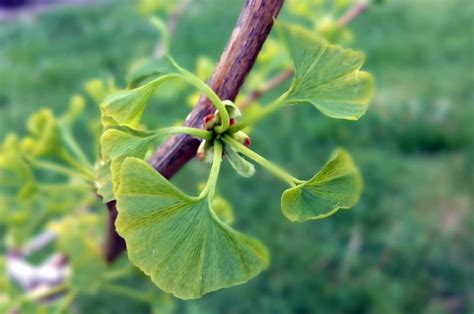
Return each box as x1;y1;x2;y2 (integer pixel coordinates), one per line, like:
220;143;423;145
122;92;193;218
148;126;213;141
230;89;291;132
150;17;169;55
31;159;88;179
223;135;301;186
199;140;223;200
59;149;95;180
59;123;94;170
39;183;93;192
169;58;230;133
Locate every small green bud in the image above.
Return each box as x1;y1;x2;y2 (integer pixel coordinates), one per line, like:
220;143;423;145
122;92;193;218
232;131;251;147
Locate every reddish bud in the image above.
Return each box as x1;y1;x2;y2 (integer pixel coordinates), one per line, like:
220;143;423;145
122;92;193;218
196;140;207;161
244;137;251;147
204;114;215;123
230;118;236;126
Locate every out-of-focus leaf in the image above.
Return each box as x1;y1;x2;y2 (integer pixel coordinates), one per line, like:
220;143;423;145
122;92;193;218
277;22;374;120
50;214;106;292
23;109;61;158
151;294;175;314
115;158;269;299
85;79;120;105
281;149;362;222
212;195;235;225
0;134;36;200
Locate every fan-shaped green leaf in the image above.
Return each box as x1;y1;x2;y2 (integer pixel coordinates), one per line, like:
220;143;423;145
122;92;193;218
197;183;235;225
115;158;269;299
101;128;155;161
281;149;362;222
101;86;156;129
277;22;374;120
102;58;177;128
100;128;161;198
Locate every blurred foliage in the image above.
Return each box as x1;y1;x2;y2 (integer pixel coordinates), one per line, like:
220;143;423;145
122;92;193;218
0;0;472;313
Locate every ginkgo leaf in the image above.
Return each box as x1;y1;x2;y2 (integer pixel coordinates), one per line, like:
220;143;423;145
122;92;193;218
101;128;155;161
224;146;255;177
100;128;155;196
102;58;177;128
277;22;374;120
101;86;156;129
197;183;235;225
281;149;362;222
115;158;269;300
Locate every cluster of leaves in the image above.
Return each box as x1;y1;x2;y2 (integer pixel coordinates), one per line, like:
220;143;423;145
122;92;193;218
0;0;373;309
0;79;176;312
0;95;96;247
98;20;373;299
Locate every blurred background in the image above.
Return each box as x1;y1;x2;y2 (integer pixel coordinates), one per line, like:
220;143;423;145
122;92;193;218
0;0;473;313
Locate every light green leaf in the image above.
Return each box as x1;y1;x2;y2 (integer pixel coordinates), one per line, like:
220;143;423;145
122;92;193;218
281;149;362;222
102;58;177;128
100;127;159;198
101;128;155;161
197;183;235;225
278;22;374;120
115;158;269;299
23;109;61;158
0;134;37;200
101;86;156;129
224;146;255;177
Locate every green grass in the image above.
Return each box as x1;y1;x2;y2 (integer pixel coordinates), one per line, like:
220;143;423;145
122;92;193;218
0;0;472;313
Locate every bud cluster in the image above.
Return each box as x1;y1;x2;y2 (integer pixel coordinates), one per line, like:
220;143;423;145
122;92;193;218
196;100;250;163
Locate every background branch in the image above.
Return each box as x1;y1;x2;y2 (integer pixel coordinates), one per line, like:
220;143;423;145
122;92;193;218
153;0;191;58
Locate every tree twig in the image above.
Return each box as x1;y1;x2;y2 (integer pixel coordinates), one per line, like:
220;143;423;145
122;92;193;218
238;68;293;110
104;0;284;262
153;0;191;58
337;0;369;27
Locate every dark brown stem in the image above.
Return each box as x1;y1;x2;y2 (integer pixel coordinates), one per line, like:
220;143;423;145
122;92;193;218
104;200;126;262
104;0;284;262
